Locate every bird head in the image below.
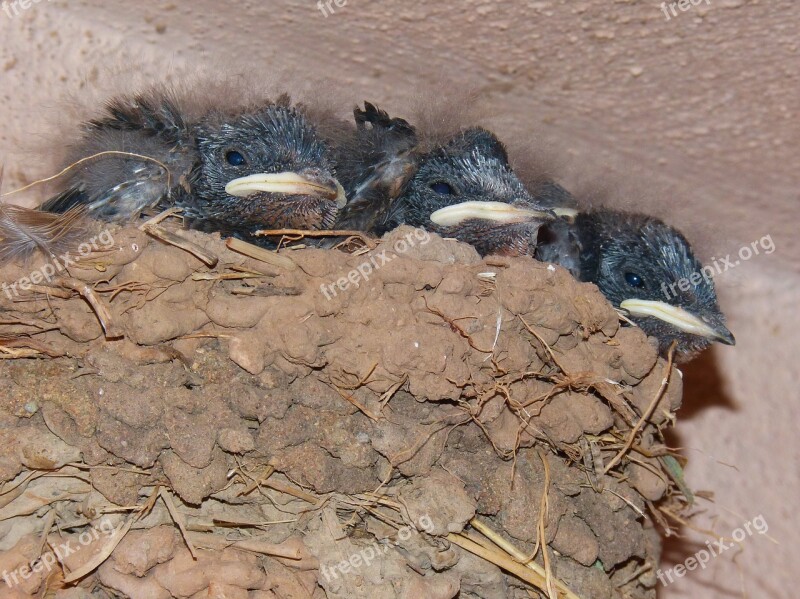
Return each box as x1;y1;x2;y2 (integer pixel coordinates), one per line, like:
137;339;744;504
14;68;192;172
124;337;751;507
335;103;553;253
402;128;534;221
191;103;345;236
574;210;735;359
384;128;554;253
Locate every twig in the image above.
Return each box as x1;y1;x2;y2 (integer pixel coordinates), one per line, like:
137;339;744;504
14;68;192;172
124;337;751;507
423;297;493;353
328;381;380;422
536;451;557;599
380;374;408;408
236;466;275;497
191;271;266;281
187;533;303;559
254;228;378;249
159;488;197;559
53;277;122;339
615;563;653;588
139;207;183;228
603;342;677;475
143;223;218;267
470;517;581;599
447;532;582;599
225;237;297;271
261;479;320;505
230;285;301;297
26;285;73;299
602;488;645;518
61;513;135;583
0;338;63;358
519;316;568;373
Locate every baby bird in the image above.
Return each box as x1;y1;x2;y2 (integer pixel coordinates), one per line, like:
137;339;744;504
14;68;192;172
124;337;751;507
538;209;734;359
41;85;346;242
333;102;554;256
435;196;735;360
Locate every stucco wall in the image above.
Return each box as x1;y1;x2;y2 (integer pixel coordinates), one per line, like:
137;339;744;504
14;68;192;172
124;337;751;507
1;1;797;597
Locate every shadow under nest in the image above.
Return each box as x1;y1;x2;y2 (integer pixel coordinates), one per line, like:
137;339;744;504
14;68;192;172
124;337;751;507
0;220;691;599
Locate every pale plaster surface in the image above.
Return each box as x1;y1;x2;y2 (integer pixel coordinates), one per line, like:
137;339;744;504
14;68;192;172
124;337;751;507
0;2;797;598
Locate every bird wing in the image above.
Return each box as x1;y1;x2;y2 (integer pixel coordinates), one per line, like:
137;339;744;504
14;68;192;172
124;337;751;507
39;154;184;222
39;187;85;213
41;89;195;222
531;181;580;210
335;102;420;232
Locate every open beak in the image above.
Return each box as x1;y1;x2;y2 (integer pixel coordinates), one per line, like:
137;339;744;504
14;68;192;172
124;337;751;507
620;299;736;346
430;201;555;227
225;172;347;208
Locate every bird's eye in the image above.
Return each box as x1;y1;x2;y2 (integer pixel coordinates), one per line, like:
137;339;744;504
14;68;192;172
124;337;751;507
430;182;455;195
225;150;246;166
624;272;644;288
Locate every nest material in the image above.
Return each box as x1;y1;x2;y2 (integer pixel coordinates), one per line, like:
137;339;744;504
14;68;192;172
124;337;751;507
0;222;688;599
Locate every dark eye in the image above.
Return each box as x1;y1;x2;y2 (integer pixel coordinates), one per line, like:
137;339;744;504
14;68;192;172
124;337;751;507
430;182;455;195
225;150;246;166
624;272;644;288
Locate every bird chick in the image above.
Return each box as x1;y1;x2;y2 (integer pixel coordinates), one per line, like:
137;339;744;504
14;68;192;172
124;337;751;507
41;85;346;242
538;209;734;359
334;102;554;256
439;195;735;359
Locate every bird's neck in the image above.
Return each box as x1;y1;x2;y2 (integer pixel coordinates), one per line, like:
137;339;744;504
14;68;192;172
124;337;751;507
535;217;582;278
572;212;606;282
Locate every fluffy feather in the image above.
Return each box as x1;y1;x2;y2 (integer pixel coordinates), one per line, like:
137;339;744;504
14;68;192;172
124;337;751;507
0;202;89;264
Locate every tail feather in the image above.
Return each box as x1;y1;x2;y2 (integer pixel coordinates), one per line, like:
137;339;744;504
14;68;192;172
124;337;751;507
0;203;90;264
39;186;86;214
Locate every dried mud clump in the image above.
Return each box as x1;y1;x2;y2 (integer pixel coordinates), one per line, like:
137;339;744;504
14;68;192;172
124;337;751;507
0;222;688;599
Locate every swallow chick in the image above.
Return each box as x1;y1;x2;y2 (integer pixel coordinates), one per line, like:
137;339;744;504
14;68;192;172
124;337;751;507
436;196;734;360
535;204;736;359
333;102;554;256
41;84;346;242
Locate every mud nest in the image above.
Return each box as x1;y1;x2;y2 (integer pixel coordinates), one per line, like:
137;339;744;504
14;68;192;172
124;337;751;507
0;221;690;599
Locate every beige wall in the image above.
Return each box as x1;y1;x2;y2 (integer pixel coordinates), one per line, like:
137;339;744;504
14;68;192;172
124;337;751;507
1;1;798;597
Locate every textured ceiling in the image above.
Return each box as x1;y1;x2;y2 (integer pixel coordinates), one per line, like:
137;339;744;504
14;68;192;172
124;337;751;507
1;0;797;269
1;2;798;597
